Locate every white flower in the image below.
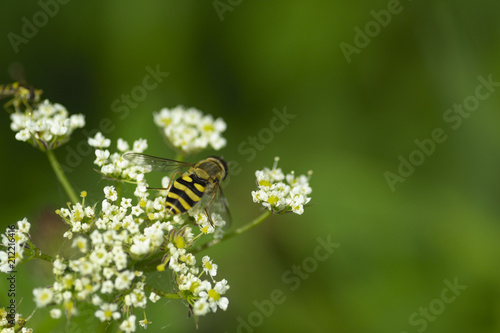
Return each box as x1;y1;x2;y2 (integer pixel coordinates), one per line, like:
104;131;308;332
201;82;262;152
16;217;31;233
33;287;54;307
90;230;103;245
10;100;84;150
104;186;118;201
0;251;10;273
52;257;67;276
119;315;136;333
101;280;114;294
69;114;85;128
92;295;103;306
50;121;67;136
94;149;110;166
153;106;227;154
193;298;210;316
252;157;312;215
202;256;218;277
15;129;31;141
117;138;130;152
95;303;121;322
90;136;151;182
149;292;160;303
89;244;111;266
139;318;152;328
132;138;148;152
115;270;135;290
88;132;111;148
197;279;230;313
72;236;88;253
130;205;144;217
124;288;147;308
50;308;62;319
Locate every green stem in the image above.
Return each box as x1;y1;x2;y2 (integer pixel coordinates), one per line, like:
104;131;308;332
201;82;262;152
116;181;122;204
144;285;181;299
35;249;55;262
193;210;272;253
46;149;79;204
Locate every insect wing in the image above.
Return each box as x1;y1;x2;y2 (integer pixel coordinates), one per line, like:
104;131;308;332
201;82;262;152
123;153;193;173
204;183;232;229
8;62;27;84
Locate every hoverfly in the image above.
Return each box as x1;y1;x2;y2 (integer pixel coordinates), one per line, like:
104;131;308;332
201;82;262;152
0;82;43;113
124;153;230;226
1;62;42;113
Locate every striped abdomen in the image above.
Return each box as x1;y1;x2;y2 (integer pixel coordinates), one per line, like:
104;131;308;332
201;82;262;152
165;174;207;215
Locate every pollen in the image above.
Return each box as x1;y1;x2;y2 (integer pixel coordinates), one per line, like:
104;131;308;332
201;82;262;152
259;180;271;187
208;289;221;301
268;196;279;205
175;236;185;249
203;124;214;132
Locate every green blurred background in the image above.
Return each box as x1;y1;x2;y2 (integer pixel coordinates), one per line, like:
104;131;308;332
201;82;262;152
1;0;500;332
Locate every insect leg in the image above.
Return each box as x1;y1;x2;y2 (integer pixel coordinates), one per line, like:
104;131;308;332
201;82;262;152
204;191;218;227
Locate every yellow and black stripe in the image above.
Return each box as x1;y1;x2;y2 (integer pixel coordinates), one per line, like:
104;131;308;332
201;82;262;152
165;175;207;215
0;82;20;97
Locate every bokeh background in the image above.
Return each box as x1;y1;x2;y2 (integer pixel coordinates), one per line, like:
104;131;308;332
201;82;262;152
1;0;500;332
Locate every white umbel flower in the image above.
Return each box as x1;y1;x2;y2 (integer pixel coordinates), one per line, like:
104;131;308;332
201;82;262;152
89;134;150;182
95;303;121;322
33;287;54;307
10;99;85;150
252;157;312;215
153;106;227;154
119;315;136;333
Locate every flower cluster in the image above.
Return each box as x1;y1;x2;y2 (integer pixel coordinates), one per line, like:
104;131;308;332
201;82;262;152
252;157;312;215
31;156;229;329
88;132;149;182
10;100;85;151
154;106;227;154
2;91;316;332
0;218;32;273
0;307;33;332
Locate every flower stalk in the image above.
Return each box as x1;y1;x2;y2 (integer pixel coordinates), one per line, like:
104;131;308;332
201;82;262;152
193;210;272;253
144;286;181;300
46;149;79;204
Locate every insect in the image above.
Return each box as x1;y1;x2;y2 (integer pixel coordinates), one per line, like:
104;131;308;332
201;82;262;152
124;153;230;226
0;82;43;113
1;63;42;113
